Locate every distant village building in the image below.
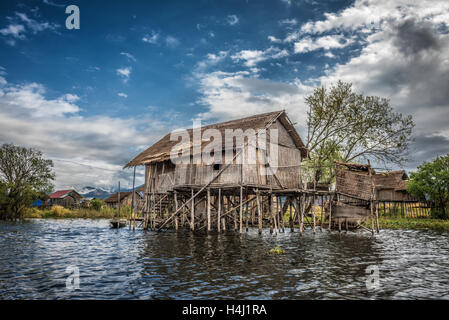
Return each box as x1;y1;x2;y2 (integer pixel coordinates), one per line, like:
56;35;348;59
48;190;83;207
104;191;142;207
374;170;415;202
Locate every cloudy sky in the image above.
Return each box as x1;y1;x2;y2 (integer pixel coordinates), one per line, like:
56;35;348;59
1;0;448;190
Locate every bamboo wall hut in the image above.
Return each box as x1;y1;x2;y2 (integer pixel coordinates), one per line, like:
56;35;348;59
124;110;313;233
126;110;307;193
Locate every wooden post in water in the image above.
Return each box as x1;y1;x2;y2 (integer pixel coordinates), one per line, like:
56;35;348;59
299;195;304;236
328;194;332;232
256;190;262;235
245;198;249;232
271;194;278;235
130;166;136;231
289;199;294;232
207;188;211;232
239;186;243;233
217;188;221;233
368;161;375;235
117;181;121;222
320;195;324;232
312;195;316;234
190;189;195;231
174;191;179;232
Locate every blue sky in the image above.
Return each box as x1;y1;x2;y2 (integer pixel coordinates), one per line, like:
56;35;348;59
1;0;449;190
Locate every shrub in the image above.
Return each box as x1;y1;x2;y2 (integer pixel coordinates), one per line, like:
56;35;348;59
90;199;104;211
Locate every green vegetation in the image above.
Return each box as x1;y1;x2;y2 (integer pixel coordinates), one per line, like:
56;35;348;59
363;217;449;232
0;144;55;220
23;204;131;219
269;246;285;255
407;154;449;219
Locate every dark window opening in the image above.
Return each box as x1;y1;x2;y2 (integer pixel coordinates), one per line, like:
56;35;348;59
213;164;221;171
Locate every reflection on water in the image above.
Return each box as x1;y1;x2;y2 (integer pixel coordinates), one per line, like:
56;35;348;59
0;219;448;299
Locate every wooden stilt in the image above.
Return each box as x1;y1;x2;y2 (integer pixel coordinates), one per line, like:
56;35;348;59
299;195;304;235
328;195;332;232
217;188;221;233
207;188;211;232
312;195;316;234
256;191;262;235
174;191;179;232
131;166;136;231
117;181;121;221
245;199;249;232
271;194;277;235
191;189;195;231
320;195;324;232
289;199;294;232
239;186;243;233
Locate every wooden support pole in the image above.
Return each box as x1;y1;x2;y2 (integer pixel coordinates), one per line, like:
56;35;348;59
130;166;136;231
239;186;243;233
271;194;278;235
299;195;304;235
289;199;294;232
328;195;332;232
207;188;211;232
312;195;316;234
256;191;262;235
190;189;195;231
174;191;179;232
245;198;249;232
117;181;121;221
320;195;324;232
217;188;221;233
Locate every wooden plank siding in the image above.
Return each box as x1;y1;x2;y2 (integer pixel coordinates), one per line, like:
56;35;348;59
144;118;303;193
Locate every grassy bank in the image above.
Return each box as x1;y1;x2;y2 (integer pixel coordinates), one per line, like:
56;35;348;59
363;217;449;231
23;205;130;219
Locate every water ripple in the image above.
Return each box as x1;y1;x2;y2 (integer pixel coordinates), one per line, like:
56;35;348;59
0;219;448;299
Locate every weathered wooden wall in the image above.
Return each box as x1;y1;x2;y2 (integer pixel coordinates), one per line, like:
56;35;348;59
146;118;303;193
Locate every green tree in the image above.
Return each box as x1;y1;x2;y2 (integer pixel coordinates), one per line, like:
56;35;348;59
0;144;54;220
305;81;414;182
407;155;449;218
90;198;104;211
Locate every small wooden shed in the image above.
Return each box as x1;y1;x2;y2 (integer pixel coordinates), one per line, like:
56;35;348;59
104;191;142;207
48;190;83;207
374;171;415;202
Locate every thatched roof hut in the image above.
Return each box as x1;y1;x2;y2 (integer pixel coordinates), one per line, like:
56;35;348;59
126;110;308;193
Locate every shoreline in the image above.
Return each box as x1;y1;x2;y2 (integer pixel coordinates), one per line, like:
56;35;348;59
18;209;449;231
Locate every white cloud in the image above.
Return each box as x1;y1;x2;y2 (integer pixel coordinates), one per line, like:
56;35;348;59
142;31;159;44
268;35;282;43
15;12;59;34
0;78;172;189
0;24;25;38
227;15;239;26
0;12;59;45
231;47;289;67
120;52;136;62
165;35;180;48
196;71;312;133
116;67;132;83
279;18;297;25
118;92;128;98
294;35;355;53
299;0;449;34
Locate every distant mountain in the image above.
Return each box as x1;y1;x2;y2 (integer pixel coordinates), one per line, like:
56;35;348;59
77;186;113;199
77;185;144;199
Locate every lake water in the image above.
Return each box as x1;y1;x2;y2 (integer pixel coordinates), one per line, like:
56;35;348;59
0;219;448;299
